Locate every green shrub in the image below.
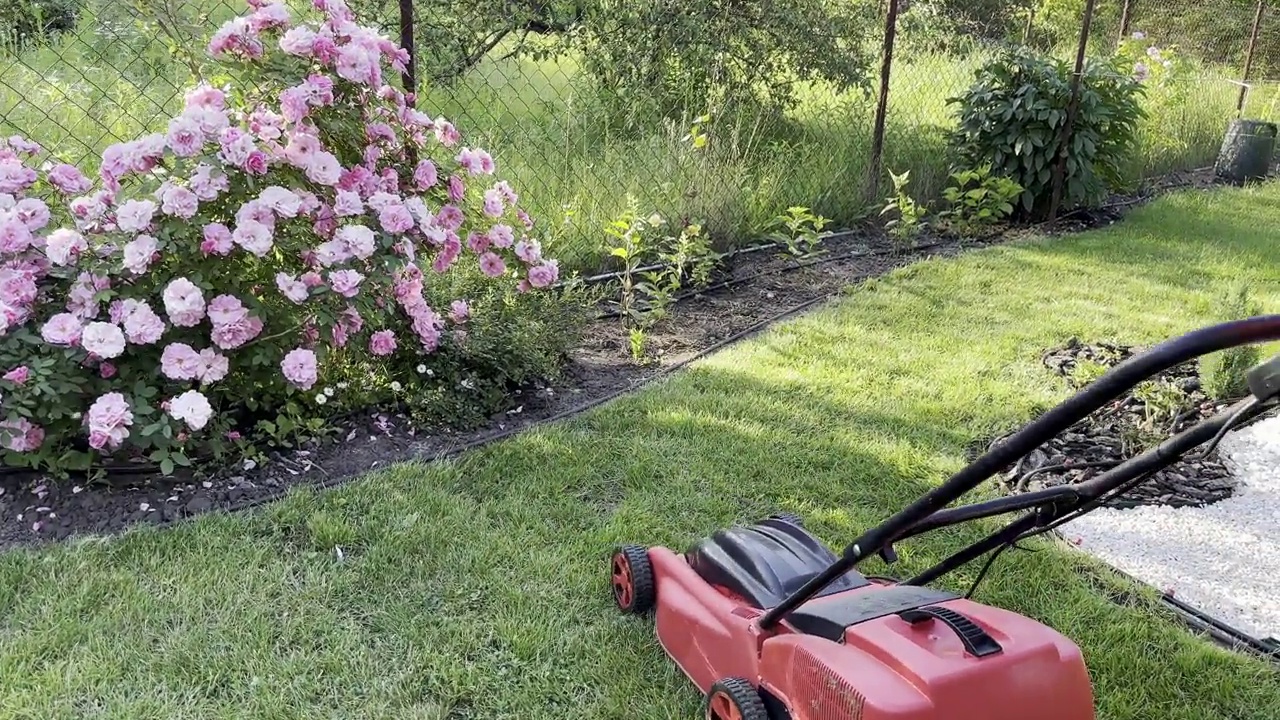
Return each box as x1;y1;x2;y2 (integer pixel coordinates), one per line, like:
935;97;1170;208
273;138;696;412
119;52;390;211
947;48;1145;219
938;164;1023;234
0;0;79;52
1200;284;1263;401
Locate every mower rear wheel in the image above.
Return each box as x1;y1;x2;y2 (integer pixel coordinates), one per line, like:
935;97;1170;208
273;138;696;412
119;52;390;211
610;545;655;614
705;678;770;720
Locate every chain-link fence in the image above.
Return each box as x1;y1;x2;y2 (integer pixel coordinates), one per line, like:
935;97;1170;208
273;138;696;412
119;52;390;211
1;0;1275;271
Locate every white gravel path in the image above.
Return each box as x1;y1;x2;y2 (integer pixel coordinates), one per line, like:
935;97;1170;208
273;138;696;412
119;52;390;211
1063;414;1280;642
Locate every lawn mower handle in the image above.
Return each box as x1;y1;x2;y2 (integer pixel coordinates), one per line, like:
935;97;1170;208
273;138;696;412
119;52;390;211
757;314;1280;630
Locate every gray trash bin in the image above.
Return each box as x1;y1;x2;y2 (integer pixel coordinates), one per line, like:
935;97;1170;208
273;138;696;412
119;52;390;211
1215;118;1277;184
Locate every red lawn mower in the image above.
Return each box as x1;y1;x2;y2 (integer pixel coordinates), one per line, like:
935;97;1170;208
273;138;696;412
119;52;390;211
610;317;1280;720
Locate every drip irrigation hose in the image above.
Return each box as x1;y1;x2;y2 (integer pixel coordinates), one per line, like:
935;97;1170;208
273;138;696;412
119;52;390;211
594;239;951;321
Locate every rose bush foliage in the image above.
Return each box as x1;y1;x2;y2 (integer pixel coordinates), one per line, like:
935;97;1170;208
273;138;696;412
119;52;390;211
0;0;567;475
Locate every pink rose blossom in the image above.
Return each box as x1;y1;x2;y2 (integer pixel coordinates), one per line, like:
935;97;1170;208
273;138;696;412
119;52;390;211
123;235;159;275
120;300;165;345
0;267;38;306
248;1;290;31
333;190;363;216
183;106;231;138
41;312;83;345
515;239;541;263
437;205;464;230
115;199;156;233
517;209;534;229
0;158;36;194
494;180;518;205
328;269;364;297
336;44;378;86
243;151;270;175
284;132;321;166
260;185;303;217
232;219;274;256
184;83;226;112
449;300;469;323
162;278;206;327
236;199;277;230
447;175;465;202
7;135;39;155
301;271;324;287
479;251;506;278
210;314;263;350
201;223;233;256
335;224;376;260
311;34;339;63
280;25;317;55
198;349;229;384
16;198;49;231
281;347;318;390
0;417;43;452
295;190;321;215
303;74;335;105
208;17;264;60
45;228;86;266
218;128;256;166
366;192;396;212
432;245;458;273
166;116;205;157
162;344;202;381
86;392;133;450
528;260;559;288
456;147;495;175
99;361;117;379
413;159;438;189
3;365;28;384
158;184;200;219
489;224;514;248
466;232;490;254
189;163;229;200
168;389;215;431
206;294;249;327
305;151;342;185
276;272;310;303
280;86;310;123
482;188;504;217
434;118;460;146
0;217;32;254
47;163;92;194
81;321;126;358
369;329;396;356
378;202;414;233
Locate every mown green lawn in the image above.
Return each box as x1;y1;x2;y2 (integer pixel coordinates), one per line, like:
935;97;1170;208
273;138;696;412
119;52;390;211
3;184;1280;719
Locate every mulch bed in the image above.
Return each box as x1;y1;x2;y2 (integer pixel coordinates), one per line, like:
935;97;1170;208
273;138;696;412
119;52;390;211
0;166;1240;550
986;338;1240;509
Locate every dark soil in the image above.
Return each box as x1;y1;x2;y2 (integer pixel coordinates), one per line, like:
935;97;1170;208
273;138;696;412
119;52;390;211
0;166;1242;550
986;338;1240;509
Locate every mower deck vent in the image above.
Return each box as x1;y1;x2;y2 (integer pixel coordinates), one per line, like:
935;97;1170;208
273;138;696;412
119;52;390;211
793;645;866;720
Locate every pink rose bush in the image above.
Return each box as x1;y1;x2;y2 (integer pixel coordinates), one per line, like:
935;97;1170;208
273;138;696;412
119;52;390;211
0;0;566;476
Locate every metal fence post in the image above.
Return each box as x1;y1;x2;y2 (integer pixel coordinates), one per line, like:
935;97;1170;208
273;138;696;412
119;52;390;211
1118;0;1134;45
398;0;417;106
1046;0;1097;224
1237;0;1266;116
868;0;901;201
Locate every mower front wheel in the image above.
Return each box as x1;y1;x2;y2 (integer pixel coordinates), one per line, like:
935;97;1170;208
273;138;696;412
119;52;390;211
705;678;770;720
610;545;655;614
